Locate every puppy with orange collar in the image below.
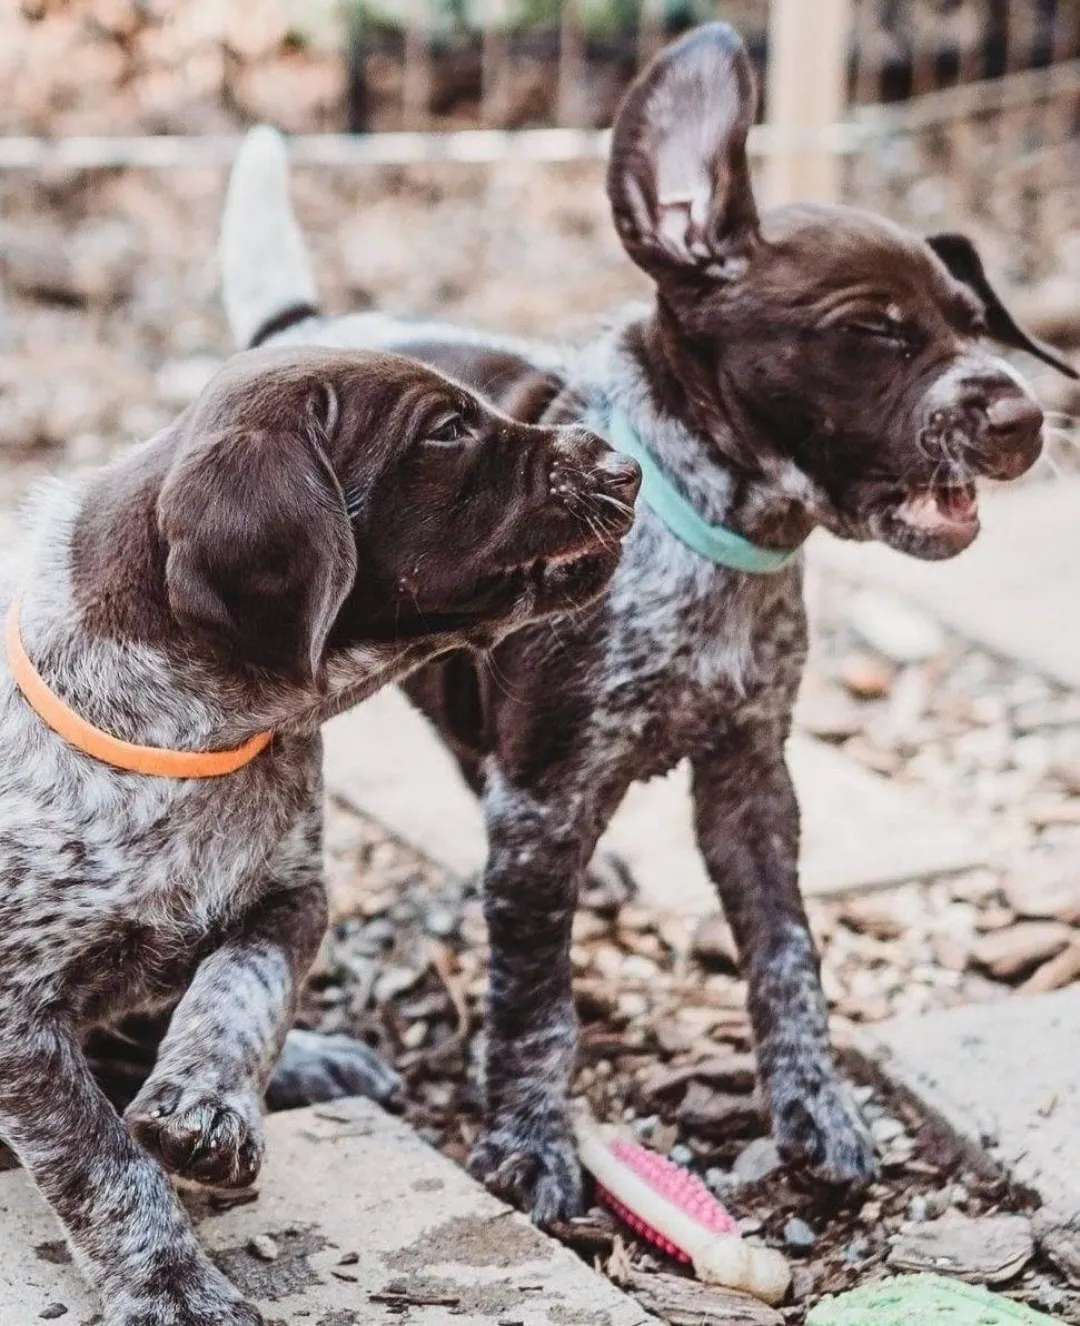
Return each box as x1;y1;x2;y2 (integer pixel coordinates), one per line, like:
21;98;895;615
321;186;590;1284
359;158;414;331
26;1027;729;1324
0;345;638;1325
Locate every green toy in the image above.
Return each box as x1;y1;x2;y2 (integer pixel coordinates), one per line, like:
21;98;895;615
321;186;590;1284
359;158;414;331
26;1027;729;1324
807;1275;1058;1326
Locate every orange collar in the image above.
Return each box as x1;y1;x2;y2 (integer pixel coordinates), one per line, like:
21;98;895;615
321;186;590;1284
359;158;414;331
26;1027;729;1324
5;596;273;779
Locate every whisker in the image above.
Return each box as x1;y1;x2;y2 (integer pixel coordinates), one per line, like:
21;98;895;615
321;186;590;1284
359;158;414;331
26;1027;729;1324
482;647;527;703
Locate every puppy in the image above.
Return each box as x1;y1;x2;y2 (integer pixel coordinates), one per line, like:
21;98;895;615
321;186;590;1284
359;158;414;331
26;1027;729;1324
220;29;1077;1225
0;345;637;1325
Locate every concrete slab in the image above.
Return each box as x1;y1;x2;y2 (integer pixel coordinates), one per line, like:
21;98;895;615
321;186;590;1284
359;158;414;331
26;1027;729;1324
324;689;984;913
862;988;1080;1225
808;478;1080;689
0;1097;656;1325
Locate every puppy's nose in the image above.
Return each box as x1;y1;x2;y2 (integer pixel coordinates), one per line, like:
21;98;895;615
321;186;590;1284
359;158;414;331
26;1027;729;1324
986;393;1044;449
596;452;642;504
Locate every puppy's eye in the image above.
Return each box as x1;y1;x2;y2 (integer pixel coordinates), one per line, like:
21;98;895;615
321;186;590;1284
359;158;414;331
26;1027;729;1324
844;318;906;342
842;317;917;358
424;413;468;446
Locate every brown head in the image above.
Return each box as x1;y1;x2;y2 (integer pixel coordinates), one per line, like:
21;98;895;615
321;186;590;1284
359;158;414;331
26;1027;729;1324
607;23;1077;559
147;346;638;684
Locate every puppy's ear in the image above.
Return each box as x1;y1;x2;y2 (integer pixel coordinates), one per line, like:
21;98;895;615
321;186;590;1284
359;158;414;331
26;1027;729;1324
158;384;358;683
607;22;761;283
927;233;1078;379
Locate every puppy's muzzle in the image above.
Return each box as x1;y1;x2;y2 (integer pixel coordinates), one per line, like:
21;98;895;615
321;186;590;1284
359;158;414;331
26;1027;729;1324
594;451;643;506
551;429;642;533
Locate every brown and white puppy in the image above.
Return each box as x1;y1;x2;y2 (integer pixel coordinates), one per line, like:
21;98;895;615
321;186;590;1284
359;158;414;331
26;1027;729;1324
221;29;1077;1226
0;346;636;1325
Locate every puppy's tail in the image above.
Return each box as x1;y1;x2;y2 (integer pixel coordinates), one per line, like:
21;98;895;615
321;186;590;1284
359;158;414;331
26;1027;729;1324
219;125;320;349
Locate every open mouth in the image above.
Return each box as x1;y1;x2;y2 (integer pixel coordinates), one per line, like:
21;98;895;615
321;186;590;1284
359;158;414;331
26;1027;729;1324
892;480;979;536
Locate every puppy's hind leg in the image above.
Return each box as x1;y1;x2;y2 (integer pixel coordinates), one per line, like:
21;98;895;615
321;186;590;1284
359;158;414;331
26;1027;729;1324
691;739;877;1191
0;1015;258;1325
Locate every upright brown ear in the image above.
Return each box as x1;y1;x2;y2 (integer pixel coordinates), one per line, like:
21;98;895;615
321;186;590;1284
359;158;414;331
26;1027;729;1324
158;388;358;682
927;233;1078;380
607;22;761;284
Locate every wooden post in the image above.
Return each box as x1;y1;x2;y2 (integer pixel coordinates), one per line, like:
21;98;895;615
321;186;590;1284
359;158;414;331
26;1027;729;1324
764;0;854;207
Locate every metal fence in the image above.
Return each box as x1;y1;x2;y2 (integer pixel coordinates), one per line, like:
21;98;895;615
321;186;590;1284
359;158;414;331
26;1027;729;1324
301;0;1080;286
337;0;1077;129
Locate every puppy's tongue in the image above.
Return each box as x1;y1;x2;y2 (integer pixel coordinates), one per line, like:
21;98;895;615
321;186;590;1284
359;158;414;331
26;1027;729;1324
895;484;978;533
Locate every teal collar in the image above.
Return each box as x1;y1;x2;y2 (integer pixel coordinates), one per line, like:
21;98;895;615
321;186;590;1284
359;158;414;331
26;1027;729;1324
604;412;800;575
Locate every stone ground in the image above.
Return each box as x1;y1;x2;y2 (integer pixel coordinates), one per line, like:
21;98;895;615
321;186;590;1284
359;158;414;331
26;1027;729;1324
0;1098;660;1326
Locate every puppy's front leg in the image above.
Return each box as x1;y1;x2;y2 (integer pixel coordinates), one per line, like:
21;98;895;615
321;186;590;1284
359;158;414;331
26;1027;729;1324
691;739;877;1190
125;875;328;1189
0;1018;258;1325
470;768;621;1227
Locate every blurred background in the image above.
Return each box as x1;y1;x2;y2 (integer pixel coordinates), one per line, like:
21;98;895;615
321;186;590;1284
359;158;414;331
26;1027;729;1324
3;5;1080;1309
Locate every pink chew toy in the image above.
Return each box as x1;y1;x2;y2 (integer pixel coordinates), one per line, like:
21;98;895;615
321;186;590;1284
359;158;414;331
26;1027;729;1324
573;1112;791;1306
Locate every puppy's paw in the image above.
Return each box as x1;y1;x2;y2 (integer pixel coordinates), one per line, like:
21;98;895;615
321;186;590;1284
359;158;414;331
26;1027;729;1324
469;1120;584;1226
265;1028;402;1110
126;1079;264;1189
117;1303;262;1326
114;1261;263;1326
770;1073;878;1191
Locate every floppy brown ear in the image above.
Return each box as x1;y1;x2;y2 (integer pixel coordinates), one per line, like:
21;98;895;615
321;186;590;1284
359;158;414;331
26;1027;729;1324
158;388;358;683
607;22;761;284
927;233;1078;380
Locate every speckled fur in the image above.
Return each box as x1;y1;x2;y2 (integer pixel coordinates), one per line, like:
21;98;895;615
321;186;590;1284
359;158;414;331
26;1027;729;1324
0;484;315;1326
0;348;634;1323
223;27;1071;1226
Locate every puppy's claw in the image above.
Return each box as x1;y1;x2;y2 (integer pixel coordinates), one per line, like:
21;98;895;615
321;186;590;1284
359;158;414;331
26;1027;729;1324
126;1081;264;1189
469;1126;584;1226
771;1076;878;1191
265;1028;402;1110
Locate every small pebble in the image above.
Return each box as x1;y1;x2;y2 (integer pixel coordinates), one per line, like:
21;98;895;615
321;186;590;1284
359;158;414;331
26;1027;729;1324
424;906;459;938
39;1307;68;1322
870;1115;906;1146
907;1194;930;1223
357;918;396;953
732;1137;783;1185
784;1217;817;1251
247;1235;279;1262
844;1237;871;1265
704;1166;730;1195
632;1114;659;1140
668;1144;694;1167
839;652;893;700
1032;1284;1068;1313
